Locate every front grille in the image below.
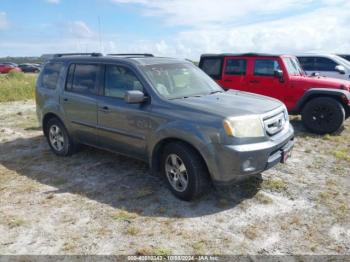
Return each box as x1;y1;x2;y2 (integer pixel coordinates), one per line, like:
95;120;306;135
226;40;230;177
263;111;286;136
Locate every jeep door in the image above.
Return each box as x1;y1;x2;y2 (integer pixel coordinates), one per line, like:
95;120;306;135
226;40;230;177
221;57;249;91
61;63;102;145
246;58;285;101
96;64;150;160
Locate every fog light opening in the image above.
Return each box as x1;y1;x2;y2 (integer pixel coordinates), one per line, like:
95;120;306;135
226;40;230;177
242;159;255;172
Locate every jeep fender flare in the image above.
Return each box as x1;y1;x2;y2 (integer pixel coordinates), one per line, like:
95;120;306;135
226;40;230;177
292;88;350;114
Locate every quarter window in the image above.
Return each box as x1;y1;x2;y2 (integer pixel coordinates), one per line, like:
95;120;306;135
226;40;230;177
104;65;143;99
41;62;63;89
254;60;280;76
225;59;247;75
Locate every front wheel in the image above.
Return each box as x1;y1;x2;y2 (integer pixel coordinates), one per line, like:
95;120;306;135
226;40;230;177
301;97;345;134
161;142;211;201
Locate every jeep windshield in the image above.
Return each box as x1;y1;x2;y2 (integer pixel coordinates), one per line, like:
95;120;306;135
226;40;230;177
283;57;305;76
143;63;223;99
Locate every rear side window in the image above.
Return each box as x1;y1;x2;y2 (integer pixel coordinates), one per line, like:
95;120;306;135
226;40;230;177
314;57;338;71
66;64;99;95
40;62;63;89
298;57;315;71
104;65;143;99
254;59;280;76
200;58;223;80
225;59;246;75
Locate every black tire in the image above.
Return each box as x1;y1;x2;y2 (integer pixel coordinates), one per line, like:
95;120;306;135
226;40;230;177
301;97;345;134
161;142;211;201
45;118;75;156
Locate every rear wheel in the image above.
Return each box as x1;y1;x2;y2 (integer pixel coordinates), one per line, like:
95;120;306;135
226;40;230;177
161;142;211;201
301;97;345;134
45;118;75;156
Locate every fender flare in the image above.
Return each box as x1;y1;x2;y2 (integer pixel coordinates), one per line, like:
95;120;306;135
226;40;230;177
292;88;350;114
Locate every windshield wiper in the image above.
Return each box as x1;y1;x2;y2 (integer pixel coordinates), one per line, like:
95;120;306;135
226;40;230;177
209;90;223;95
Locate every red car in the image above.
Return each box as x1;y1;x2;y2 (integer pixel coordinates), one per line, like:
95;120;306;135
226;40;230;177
0;63;22;74
199;53;350;134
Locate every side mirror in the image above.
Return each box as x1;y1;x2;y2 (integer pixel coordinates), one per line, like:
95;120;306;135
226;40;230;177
335;65;346;74
124;90;146;104
274;69;284;81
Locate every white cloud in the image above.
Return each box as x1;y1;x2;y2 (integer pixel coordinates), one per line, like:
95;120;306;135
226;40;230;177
67;21;95;38
46;0;60;4
112;0;315;27
109;0;350;59
0;12;9;30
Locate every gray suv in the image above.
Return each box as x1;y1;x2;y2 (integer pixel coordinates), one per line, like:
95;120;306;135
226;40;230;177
36;53;294;200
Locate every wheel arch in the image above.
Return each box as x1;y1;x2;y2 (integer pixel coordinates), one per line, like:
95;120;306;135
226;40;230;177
293;88;350;114
42;112;65;137
150;137;210;178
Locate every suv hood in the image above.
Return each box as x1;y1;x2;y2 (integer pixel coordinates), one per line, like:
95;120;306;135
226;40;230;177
292;75;350;90
171;90;283;118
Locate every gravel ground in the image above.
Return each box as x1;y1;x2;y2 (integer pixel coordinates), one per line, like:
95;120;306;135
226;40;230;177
0;100;349;255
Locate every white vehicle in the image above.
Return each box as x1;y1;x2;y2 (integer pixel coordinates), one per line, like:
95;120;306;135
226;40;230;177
297;54;350;81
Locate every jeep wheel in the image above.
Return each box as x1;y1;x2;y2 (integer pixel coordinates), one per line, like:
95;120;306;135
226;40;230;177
162;142;210;201
301;97;345;134
46;118;75;156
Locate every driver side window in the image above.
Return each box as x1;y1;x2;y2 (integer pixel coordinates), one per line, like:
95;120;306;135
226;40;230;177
104;65;143;99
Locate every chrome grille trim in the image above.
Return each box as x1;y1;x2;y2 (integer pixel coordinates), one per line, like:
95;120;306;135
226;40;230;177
262;107;287;136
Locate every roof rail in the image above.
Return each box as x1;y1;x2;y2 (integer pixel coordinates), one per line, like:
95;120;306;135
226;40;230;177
107;53;154;57
53;53;103;58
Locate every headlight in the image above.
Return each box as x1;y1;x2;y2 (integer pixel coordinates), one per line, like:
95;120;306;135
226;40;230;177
223;115;265;138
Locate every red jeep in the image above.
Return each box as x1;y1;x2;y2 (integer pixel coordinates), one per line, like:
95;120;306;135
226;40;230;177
199;53;350;134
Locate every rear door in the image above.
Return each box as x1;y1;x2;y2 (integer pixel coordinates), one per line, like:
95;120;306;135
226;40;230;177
246;58;285;101
96;64;150;160
221;57;248;91
61;63;102;145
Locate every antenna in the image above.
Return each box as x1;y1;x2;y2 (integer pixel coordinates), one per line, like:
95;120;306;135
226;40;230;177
98;16;102;53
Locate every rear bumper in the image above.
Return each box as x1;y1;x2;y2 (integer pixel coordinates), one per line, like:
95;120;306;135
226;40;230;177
204;123;294;185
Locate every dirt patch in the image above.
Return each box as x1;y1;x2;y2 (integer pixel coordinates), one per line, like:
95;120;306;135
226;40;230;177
0;100;349;255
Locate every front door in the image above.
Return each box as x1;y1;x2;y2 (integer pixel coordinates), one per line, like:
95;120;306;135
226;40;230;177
97;64;150;160
246;58;285;102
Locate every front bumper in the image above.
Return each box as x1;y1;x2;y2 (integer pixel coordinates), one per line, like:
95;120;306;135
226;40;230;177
204;123;295;185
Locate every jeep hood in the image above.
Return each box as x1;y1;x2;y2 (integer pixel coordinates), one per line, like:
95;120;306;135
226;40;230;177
171;90;283;118
291;75;350;90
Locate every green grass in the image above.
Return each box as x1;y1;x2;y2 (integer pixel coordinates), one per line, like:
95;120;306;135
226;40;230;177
0;72;36;102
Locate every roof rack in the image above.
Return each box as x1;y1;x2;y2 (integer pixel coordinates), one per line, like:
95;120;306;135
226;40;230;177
107;53;154;57
53;53;103;58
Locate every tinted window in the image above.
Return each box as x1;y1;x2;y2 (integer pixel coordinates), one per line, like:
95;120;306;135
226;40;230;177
225;59;246;75
66;64;99;95
200;58;222;79
104;65;143;98
254;60;280;76
41;62;63;89
298;57;315;71
314;57;338;71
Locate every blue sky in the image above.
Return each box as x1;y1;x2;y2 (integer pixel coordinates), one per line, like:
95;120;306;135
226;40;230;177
0;0;350;59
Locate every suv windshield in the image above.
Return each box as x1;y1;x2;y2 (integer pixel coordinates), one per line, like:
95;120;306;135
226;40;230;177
283;57;305;76
143;63;223;99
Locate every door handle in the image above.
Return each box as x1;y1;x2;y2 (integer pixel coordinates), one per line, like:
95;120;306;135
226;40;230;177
99;106;110;112
62;97;68;102
250;80;259;83
224;79;232;82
